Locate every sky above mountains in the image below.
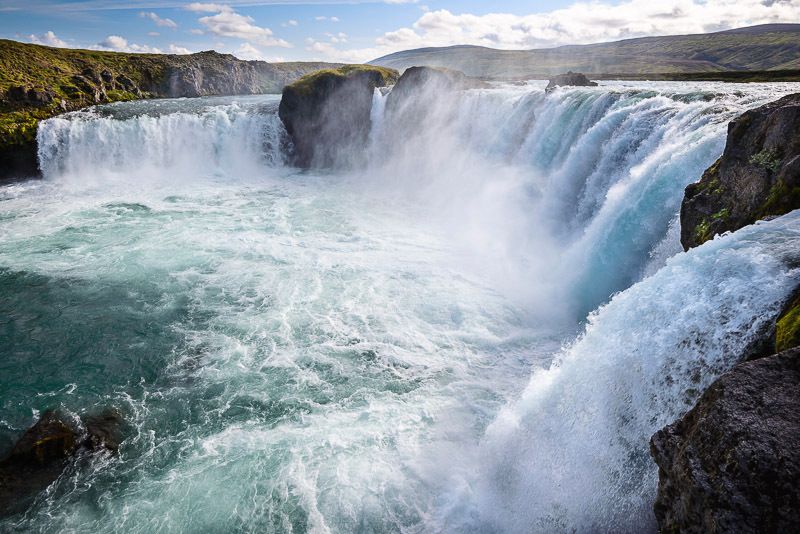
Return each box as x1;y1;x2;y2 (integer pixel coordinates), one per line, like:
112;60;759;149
1;0;799;63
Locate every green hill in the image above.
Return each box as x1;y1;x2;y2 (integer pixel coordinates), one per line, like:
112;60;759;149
370;24;800;79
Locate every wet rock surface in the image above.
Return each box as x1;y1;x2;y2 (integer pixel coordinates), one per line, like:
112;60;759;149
681;92;800;250
650;347;800;533
278;65;398;168
545;71;598;92
0;409;124;518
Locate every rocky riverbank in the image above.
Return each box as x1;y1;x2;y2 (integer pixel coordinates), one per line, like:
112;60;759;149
651;92;800;532
0;39;339;181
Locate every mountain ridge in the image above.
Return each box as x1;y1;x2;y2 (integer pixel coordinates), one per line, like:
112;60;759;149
370;23;800;79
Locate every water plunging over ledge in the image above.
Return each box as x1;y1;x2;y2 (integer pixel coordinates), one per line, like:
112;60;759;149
1;81;799;532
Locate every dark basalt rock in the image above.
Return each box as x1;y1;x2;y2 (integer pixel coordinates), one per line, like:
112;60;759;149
278;65;398;168
650;347;800;533
680;93;800;250
545;71;598;93
0;409;125;518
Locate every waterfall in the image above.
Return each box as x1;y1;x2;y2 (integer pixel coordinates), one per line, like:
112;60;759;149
461;211;800;533
6;81;798;533
37;97;287;185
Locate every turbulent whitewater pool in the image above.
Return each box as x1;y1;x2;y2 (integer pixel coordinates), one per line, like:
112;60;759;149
1;81;800;532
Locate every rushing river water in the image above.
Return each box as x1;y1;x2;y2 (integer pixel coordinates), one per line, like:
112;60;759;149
1;82;800;532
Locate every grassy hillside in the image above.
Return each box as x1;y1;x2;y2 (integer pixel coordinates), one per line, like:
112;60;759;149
0;39;339;180
371;24;800;79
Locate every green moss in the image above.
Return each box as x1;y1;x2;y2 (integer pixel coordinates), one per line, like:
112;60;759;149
287;64;398;96
711;208;730;221
694;218;712;244
759;179;800;218
776;293;800;352
749;148;782;173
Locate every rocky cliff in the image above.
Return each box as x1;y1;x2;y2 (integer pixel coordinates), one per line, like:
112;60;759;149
651;93;800;532
680;93;800;250
278;65;398;168
650;347;800;533
0;39;339;181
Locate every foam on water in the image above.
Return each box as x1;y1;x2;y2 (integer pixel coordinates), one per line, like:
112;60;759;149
1;82;799;532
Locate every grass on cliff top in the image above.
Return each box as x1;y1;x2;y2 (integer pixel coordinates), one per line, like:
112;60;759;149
0;39;343;150
287;64;399;95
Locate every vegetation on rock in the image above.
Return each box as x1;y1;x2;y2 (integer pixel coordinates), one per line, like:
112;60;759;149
680;92;800;250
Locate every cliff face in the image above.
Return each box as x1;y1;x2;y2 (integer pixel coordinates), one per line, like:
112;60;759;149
652;94;800;532
650;348;800;533
278;65;398;168
680;93;800;250
0;39;339;181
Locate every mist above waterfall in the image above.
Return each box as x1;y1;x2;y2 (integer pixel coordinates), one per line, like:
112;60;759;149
3;80;797;532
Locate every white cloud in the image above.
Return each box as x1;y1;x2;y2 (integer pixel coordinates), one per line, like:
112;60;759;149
148;31;160;36
189;29;205;35
95;35;162;54
141;11;177;29
285;19;298;27
315;16;339;22
305;0;800;62
233;42;265;60
28;30;67;48
185;3;227;13
168;44;192;54
185;3;290;47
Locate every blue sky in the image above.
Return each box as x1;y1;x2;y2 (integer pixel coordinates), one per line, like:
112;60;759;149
2;0;798;63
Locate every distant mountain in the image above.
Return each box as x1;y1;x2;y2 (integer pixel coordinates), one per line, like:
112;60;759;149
370;24;800;79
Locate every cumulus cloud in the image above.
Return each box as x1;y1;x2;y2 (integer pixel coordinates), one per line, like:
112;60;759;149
305;0;800;62
185;3;290;47
233;42;265;60
315;16;340;22
141;11;177;29
168;44;192;54
95;35;162;53
28;30;67;48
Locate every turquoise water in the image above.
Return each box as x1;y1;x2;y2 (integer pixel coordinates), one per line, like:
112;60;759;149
1;83;799;532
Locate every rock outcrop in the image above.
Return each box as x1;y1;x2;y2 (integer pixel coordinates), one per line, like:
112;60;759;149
680;93;800;250
385;66;482;113
0;39;340;182
545;71;598;92
0;409;124;517
650;348;800;533
278;65;398;168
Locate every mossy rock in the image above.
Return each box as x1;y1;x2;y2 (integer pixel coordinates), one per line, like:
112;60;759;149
279;64;399;168
680;93;800;250
776;290;800;353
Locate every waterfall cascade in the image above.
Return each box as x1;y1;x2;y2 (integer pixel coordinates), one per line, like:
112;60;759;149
2;80;797;532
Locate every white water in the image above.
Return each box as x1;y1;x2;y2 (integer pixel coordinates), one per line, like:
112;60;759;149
0;82;797;532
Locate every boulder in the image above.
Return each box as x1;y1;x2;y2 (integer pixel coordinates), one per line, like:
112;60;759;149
681;93;800;250
278;65;398;168
385;66;482;113
0;409;125;518
545;71;598;93
650;348;800;533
